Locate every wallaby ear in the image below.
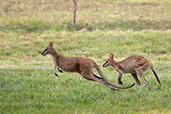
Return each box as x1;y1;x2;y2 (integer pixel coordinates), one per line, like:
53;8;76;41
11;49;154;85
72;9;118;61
49;41;53;47
109;53;114;59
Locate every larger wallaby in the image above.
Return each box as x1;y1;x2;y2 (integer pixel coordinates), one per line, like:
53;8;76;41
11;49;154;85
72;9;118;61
41;41;135;90
103;53;161;86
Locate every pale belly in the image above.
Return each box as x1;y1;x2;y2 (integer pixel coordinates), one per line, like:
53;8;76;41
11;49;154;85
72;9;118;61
59;62;80;73
122;65;136;73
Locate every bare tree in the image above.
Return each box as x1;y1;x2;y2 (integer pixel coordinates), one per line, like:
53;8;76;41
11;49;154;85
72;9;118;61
73;0;77;29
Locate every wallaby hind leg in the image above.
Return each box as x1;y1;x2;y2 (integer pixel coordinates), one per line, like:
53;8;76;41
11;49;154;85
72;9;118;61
80;65;117;90
93;73;102;79
151;67;161;85
93;74;118;90
82;72;117;90
135;69;148;86
131;73;141;85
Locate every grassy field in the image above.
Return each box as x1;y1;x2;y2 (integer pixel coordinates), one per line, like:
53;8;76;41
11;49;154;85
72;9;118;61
0;0;171;114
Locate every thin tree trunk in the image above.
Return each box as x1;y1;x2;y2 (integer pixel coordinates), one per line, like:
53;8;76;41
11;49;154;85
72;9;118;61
73;0;77;29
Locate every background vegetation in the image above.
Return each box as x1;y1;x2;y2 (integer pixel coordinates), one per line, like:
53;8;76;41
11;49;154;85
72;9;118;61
0;0;171;113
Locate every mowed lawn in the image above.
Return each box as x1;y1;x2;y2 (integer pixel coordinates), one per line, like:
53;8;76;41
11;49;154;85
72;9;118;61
0;0;171;114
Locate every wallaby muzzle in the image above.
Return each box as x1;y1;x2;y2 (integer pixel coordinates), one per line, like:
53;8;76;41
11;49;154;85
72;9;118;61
41;49;48;56
103;61;109;67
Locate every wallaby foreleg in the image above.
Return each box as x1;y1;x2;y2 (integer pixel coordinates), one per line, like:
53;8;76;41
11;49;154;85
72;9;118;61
118;73;123;85
53;65;58;77
58;67;63;73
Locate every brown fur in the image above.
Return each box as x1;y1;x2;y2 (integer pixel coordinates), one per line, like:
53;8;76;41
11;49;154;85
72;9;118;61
41;41;135;90
103;53;161;86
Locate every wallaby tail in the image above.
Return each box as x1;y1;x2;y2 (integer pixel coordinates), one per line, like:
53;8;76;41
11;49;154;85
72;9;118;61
93;63;135;89
150;67;161;85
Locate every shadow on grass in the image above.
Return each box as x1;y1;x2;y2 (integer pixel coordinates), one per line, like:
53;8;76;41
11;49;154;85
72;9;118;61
0;21;73;32
0;19;171;32
96;19;171;31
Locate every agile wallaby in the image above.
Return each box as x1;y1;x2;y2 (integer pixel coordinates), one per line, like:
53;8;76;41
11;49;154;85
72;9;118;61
41;41;135;90
103;53;161;86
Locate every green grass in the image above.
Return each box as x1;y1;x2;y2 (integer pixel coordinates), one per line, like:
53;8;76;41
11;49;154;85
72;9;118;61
0;0;171;114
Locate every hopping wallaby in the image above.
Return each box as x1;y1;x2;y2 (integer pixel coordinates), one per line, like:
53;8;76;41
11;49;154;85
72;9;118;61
41;41;135;90
103;53;161;86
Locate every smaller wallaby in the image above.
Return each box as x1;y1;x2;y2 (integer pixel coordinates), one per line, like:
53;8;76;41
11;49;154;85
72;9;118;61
41;41;135;90
103;53;161;86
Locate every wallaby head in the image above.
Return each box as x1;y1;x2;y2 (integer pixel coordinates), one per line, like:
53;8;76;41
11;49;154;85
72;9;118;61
41;41;56;56
103;53;114;67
